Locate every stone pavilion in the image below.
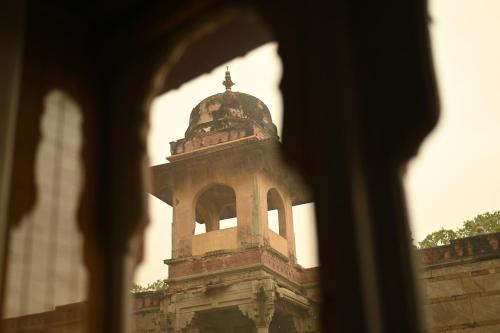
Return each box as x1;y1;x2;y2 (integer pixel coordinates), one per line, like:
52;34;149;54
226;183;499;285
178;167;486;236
150;69;320;332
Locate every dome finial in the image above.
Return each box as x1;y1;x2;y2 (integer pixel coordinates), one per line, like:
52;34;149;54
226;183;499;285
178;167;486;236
222;66;235;91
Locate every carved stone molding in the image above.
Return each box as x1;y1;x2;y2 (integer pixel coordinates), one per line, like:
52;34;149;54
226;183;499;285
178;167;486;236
239;302;275;329
238;281;276;329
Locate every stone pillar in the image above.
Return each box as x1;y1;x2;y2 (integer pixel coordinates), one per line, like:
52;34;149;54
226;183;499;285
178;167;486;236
284;194;297;263
203;206;220;232
172;188;195;258
235;173;261;248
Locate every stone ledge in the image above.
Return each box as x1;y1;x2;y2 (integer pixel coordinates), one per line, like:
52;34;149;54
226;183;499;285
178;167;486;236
427;318;500;332
427;289;500;305
423;266;500;283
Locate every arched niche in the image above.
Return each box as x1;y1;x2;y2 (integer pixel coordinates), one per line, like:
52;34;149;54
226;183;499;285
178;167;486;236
194;184;237;235
267;188;286;238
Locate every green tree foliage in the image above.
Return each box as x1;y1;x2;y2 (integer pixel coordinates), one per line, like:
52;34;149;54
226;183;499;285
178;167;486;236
418;228;458;249
418;211;500;248
131;279;168;293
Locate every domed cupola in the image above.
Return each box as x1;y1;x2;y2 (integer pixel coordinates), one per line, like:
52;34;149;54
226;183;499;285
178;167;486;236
169;68;279;157
184;68;278;138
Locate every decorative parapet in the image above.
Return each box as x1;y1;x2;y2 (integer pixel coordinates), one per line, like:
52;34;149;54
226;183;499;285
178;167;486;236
191;227;238;256
169;122;272;158
419;232;500;267
132;291;163;312
165;246;311;285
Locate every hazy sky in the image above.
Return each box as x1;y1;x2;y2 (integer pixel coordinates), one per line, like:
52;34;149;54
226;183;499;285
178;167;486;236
405;0;500;241
135;1;500;285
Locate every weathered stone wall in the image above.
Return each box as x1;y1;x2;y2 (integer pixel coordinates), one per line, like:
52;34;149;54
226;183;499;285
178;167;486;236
2;302;85;333
420;232;500;332
4;234;500;332
133;310;164;333
132;291;164;333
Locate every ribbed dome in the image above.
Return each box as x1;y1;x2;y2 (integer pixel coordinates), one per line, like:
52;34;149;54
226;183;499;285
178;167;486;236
185;90;277;138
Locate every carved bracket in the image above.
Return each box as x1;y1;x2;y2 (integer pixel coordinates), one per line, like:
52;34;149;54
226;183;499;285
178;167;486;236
238;280;276;328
